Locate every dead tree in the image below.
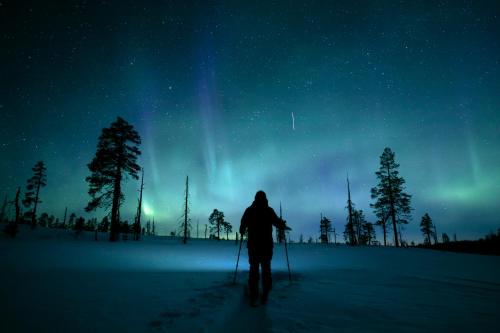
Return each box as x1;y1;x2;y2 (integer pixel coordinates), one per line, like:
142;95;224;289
134;168;144;241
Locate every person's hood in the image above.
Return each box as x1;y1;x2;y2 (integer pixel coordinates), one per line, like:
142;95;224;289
252;198;268;207
253;190;269;207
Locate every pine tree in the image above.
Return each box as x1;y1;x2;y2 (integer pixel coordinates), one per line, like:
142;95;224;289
420;213;434;245
4;189;20;237
223;221;233;240
85;218;97;231
23;161;47;229
208;209;225;240
85;117;141;241
319;214;332;243
442;233;450;243
98;216;110;232
370;147;412;247
38;212;49;227
362;222;376;245
47;215;55;228
74;216;85;236
68;213;76;230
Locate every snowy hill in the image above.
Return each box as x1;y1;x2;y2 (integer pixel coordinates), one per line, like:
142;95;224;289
1;227;500;332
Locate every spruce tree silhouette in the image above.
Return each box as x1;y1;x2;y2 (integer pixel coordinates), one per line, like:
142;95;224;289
420;213;435;245
23;161;47;229
223;221;233;240
85;117;141;241
371;148;412;247
3;188;20;237
362;221;376;245
319;215;332;243
209;209;225;240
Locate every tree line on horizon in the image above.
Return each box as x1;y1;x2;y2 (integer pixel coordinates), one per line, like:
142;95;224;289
314;147;412;247
1;117;150;241
0;117;232;243
316;147;457;248
1;116;492;248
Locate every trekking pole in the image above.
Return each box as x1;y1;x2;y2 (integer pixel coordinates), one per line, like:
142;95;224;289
233;234;244;285
283;230;292;282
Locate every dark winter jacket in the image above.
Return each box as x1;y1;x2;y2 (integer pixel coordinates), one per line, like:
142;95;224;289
240;196;287;256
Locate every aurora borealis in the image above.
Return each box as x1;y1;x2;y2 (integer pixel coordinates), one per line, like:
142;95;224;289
1;1;499;242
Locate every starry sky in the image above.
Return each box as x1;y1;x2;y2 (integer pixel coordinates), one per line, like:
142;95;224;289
1;1;499;242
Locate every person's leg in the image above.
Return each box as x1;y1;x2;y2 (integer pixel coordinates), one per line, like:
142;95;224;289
248;255;260;301
261;256;272;303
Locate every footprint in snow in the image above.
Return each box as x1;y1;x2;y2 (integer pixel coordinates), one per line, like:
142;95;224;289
161;310;183;318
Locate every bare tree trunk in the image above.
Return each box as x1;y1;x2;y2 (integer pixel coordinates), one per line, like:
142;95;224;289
433;224;438;244
387;165;399;247
31;181;41;229
382;222;387;246
346;176;355;245
110;167;122;242
135;168;144;241
62;207;67;228
0;194;7;222
14;187;21;224
217;219;220;240
183;176;189;244
398;225;403;246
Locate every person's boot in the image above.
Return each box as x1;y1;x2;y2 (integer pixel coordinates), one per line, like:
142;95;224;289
261;289;269;305
248;284;259;307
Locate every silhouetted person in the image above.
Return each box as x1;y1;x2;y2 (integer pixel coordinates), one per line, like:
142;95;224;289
240;190;290;305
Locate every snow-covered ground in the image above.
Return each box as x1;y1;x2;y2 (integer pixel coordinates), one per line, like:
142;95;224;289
1;227;500;332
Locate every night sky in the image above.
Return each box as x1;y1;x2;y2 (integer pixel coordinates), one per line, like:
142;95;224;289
1;1;499;242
